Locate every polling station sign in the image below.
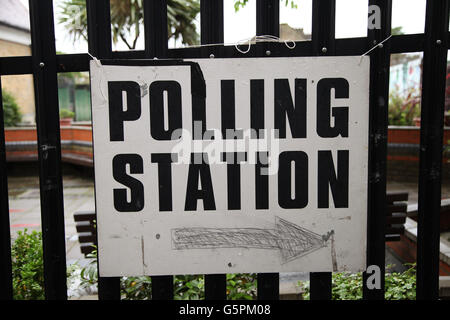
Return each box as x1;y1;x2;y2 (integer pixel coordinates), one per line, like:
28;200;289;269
89;57;370;276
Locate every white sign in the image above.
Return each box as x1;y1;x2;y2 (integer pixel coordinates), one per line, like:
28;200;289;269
90;57;370;276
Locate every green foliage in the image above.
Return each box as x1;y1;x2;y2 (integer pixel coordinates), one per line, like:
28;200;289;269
384;264;416;300
226;273;257;300
121;276;152;300
11;229;44;300
391;26;405;36
2;90;22;127
444;139;450;161
234;0;298;12
167;0;201;46
299;264;416;300
57;0;87;43
58;0;200;49
174;275;204;300
388;88;421;126
79;249;257;300
79;249;98;291
60;108;75;119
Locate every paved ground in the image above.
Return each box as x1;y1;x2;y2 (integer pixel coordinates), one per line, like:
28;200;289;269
6;168;449;299
8;172;95;264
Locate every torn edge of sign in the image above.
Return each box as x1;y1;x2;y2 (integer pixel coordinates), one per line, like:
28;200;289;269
91;59;206;99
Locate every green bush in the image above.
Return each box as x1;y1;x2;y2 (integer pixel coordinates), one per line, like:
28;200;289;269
226;273;257;300
174;275;204;300
11;229;44;300
388;88;421;126
384;264;416;300
2;90;22;127
121;276;153;300
79;249;257;300
59;108;75;119
299;264;416;300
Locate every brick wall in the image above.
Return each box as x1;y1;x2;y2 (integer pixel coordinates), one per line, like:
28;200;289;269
0;39;35;124
387;127;450;184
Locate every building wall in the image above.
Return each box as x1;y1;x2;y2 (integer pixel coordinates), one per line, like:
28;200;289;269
0;38;35;124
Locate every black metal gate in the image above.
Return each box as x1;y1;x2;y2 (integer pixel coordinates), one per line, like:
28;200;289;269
0;0;449;300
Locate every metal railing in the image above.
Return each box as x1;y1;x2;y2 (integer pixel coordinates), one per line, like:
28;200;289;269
0;0;449;300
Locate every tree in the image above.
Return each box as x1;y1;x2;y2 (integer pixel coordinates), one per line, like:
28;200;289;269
234;0;298;11
391;26;404;36
58;0;200;50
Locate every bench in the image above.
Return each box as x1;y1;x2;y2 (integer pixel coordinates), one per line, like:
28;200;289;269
73;210;97;257
406;198;450;232
385;191;408;242
73;192;409;256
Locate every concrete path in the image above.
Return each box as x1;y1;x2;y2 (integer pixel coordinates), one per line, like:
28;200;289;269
8;174;95;263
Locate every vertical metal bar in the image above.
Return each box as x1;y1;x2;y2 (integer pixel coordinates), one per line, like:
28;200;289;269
148;264;173;297
97;278;120;300
151;276;173;300
362;0;392;300
0;77;13;300
417;0;449;300
311;0;335;55
255;0;280;300
28;0;67;300
309;272;332;300
309;0;335;300
205;274;227;300
256;0;280;37
257;273;279;300
200;0;227;299
143;0;174;300
143;0;168;58
86;0;112;59
200;0;224;58
201;0;224;44
86;0;120;300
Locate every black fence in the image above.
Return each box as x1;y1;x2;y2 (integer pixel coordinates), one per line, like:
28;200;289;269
0;0;449;300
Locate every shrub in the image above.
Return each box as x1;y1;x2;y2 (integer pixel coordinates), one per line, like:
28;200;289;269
121;276;153;300
384;264;416;300
174;275;204;300
299;264;416;300
11;229;44;300
79;249;257;300
59;108;75;119
2;90;22;127
388;88;421;126
226;273;257;300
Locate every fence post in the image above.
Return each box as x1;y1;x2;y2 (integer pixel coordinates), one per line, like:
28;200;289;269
199;0;227;300
86;0;121;300
0;77;13;300
257;273;279;300
362;0;392;300
256;0;279;37
144;0;168;59
201;0;224;45
309;0;335;301
143;0;174;300
28;0;67;300
254;0;281;300
416;0;449;300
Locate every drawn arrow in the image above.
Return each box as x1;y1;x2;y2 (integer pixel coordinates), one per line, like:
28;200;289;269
171;217;334;263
